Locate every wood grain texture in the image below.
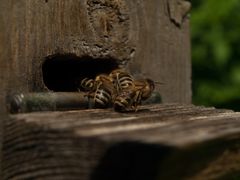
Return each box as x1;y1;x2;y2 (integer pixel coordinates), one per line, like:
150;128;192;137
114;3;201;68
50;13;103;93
3;104;240;180
127;0;191;103
0;114;7;178
0;0;191;114
0;0;191;178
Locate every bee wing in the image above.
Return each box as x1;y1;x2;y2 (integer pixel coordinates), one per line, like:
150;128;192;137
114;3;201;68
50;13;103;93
133;80;146;90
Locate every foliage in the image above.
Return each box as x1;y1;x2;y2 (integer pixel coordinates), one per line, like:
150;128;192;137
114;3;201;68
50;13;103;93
191;0;240;110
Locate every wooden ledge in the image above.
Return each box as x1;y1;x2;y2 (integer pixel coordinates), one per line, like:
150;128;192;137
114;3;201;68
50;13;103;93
3;104;240;180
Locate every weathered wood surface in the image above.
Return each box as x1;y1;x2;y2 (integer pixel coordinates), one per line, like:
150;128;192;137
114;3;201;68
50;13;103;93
3;104;240;180
0;0;191;114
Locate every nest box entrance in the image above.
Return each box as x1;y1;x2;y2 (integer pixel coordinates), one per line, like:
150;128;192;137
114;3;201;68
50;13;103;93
42;54;119;92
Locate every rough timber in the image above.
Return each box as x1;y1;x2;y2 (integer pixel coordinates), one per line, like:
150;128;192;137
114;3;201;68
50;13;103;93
3;104;240;180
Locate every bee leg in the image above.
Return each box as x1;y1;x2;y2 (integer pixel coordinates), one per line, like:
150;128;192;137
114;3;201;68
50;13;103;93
133;103;138;112
135;106;138;112
133;91;142;112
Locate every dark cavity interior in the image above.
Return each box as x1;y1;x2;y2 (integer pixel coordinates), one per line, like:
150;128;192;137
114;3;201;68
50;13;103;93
42;54;119;92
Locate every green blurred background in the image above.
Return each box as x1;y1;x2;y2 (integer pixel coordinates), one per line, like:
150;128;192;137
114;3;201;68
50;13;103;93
191;0;240;111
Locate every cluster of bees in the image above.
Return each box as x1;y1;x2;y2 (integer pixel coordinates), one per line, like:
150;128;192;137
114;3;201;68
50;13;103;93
79;68;155;112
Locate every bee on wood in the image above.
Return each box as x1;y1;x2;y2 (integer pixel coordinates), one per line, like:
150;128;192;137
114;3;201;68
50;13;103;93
113;78;155;112
109;68;134;94
93;74;116;108
80;74;115;108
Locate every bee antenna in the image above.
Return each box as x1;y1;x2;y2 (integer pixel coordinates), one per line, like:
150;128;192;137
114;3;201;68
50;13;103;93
154;81;165;85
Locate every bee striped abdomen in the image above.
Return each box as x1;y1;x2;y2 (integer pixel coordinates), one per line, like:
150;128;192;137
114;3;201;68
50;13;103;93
94;88;112;108
80;78;95;91
110;69;134;94
118;74;134;89
113;90;135;112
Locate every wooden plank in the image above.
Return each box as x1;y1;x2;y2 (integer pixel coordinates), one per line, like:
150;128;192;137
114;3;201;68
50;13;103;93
3;104;240;179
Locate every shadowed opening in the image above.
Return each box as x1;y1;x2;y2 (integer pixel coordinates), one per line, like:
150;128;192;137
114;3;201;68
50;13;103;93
42;54;119;92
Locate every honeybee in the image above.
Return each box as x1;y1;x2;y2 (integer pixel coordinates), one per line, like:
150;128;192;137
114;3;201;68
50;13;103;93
113;78;155;112
81;74;115;108
109;68;134;94
80;69;158;111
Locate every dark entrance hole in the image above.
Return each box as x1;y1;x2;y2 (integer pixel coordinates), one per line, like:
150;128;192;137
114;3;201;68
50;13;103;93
42;54;119;92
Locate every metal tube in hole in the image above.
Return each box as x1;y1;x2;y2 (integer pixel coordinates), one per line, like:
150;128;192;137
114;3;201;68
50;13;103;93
7;92;90;114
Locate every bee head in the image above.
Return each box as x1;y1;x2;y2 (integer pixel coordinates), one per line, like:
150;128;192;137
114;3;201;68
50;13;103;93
146;79;155;92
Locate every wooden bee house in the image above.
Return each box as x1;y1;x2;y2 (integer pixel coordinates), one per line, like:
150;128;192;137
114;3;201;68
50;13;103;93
3;0;240;180
0;0;191;112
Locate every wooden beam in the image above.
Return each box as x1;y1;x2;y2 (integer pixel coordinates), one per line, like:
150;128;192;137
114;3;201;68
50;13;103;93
3;104;240;179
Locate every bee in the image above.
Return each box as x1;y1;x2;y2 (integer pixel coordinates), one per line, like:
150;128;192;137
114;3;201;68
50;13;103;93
81;74;115;108
109;68;134;94
113;78;155;112
93;74;116;108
